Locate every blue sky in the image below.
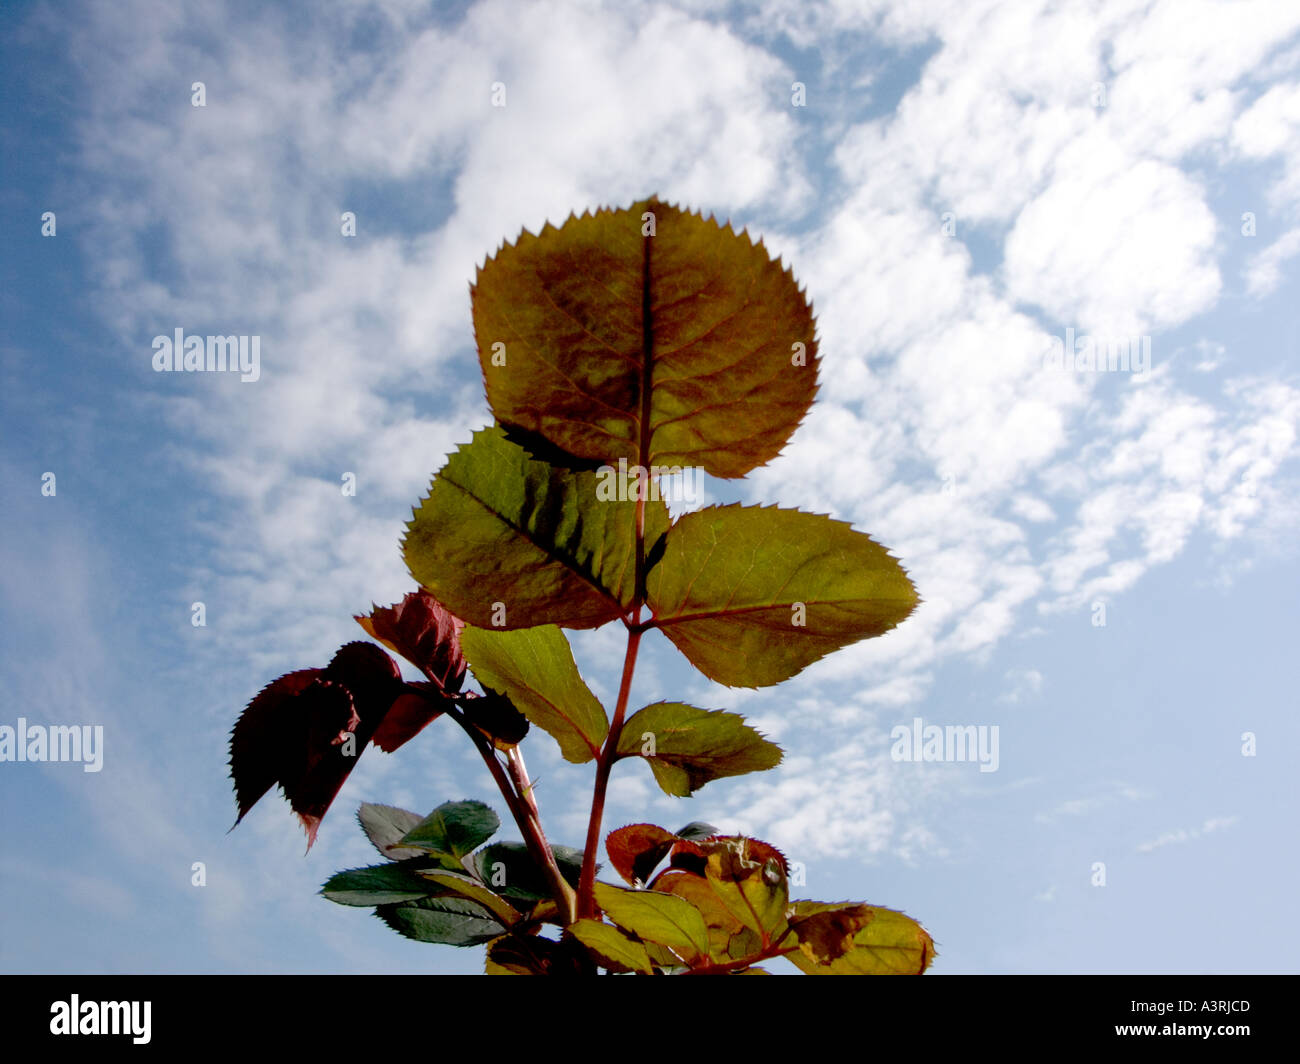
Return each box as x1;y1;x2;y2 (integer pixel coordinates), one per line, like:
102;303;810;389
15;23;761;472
2;0;1299;975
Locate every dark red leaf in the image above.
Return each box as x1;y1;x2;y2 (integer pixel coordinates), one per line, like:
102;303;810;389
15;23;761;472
355;589;467;691
229;642;410;848
370;682;445;753
229;668;321;824
606;823;679;887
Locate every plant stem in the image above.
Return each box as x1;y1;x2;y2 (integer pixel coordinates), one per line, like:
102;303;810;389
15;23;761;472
577;621;643;918
577;224;657;920
447;702;576;924
506;746;541;820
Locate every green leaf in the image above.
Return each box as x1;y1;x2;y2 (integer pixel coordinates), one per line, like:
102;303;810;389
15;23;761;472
320;861;444;906
376;896;504;946
471;197;819;479
646;504;919;687
356;803;428;862
460;625;608;763
567;919;654;975
616;702;782;796
783;901;936;974
397;799;500;860
593;882;711;964
419;870;523;927
403;425;669;630
472;841;585;902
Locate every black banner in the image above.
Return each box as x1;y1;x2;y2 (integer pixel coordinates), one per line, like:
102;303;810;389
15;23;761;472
1;975;1289;1050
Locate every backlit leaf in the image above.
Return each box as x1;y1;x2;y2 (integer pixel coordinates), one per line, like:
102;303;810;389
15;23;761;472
616;702;782;796
368;685;448;754
460;625;608;763
647;504;918;687
403;426;669;630
593;882;710;964
567;919;653;975
355;589;466;691
651;868;753;965
784;901;935;975
701;840;789;945
472;197;818;479
605;823;679;887
788;902;874;965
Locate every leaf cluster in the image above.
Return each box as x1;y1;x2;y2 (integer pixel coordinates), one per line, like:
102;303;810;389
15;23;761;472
228;197;932;974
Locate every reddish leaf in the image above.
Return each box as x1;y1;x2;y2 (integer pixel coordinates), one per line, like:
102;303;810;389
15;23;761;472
355;589;467;691
788;903;874;964
229;642;411;848
606;824;680;887
229;668;320;824
657;834;788;886
370;681;445;753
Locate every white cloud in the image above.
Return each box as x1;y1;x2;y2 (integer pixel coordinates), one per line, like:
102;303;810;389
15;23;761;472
1035;781;1150;824
998;667;1044;704
1136;815;1239;853
51;0;1300;879
1233;80;1300;212
1003;131;1220;337
1245;226;1300;298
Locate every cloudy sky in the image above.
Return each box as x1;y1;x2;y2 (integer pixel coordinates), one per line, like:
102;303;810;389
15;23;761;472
2;0;1298;975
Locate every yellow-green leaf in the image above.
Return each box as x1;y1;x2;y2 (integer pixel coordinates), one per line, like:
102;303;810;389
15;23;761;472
647;504;918;687
652;868;752;965
702;840;789;945
593;881;710;964
471;197;819;480
403;425;669;630
568;918;654;975
460;625;608;763
616;702;782;796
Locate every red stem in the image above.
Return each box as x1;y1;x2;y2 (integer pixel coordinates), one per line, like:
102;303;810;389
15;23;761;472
576;622;643;918
447;702;576;923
